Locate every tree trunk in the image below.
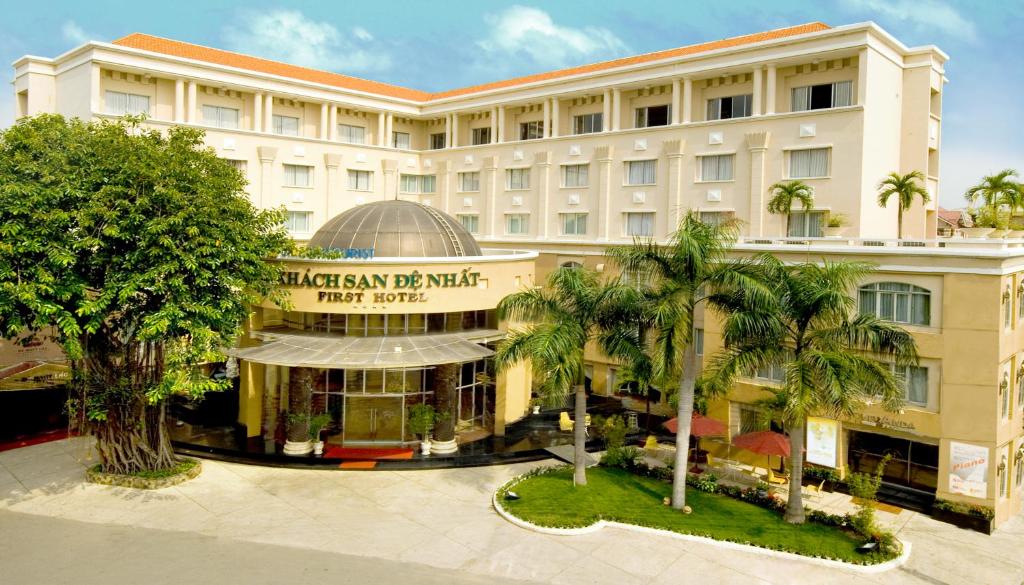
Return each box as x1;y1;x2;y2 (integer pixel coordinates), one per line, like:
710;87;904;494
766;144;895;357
671;325;699;510
573;382;588;486
897;207;904;240
784;417;807;524
287;366;313;443
433;363;458;442
93;401;177;475
785;213;791;237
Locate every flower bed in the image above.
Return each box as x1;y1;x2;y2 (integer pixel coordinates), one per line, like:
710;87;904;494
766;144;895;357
931;499;995;535
86;458;201;489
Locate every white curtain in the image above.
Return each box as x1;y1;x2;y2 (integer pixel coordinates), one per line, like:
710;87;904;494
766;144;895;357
832;81;853;107
790;148;829;178
706;98;722;121
626;213;654;237
701;155;734;181
628;160;656;185
791;86;810;112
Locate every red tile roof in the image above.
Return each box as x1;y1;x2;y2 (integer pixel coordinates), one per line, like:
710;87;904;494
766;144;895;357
111;22;830;103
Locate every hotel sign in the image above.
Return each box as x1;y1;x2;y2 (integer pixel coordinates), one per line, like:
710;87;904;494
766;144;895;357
280;268;482;304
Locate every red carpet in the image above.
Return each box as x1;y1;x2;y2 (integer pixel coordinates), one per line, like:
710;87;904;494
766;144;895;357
323;445;414;460
0;429;72;452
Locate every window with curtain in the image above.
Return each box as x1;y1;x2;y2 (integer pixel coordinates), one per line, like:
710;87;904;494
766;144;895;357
506;168;530;190
421;175;436;193
458;214;479;233
894;365;928;406
459;172;480;192
471;127;491;145
285;211;312;233
201;105;239;129
105;91;150;116
272;114;300;136
1017;285;1024;320
699;154;735;181
392;132;411;149
1016;451;1024;491
754;362;786;383
223;159;246;173
505;214;529;235
347;170;372;190
1001;374;1011;419
519;121;544;140
624;212;655;237
338;124;365;144
706;94;753;120
283;164;312;187
560;213;588;235
695;328;704;356
429;133;446;150
634;105;670;128
626;160;657;185
573;113;603;134
562;164;589;187
739;407;761;434
858;282;931;326
1005;290;1013;329
789;148;830;178
400;174;420;193
791;81;853;111
699;211;734;226
787;210;826;237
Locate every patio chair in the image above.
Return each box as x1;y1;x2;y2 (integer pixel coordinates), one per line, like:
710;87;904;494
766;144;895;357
767;469;789;485
803;479;826;502
559;411;573;432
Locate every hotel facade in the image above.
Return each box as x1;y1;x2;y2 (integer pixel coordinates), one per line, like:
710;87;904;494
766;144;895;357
11;22;1024;527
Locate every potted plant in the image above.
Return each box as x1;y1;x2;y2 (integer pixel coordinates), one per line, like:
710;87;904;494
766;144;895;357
407;403;437;455
961;206;1005;238
529;397;541;415
308;413;332;456
931;499;995;534
823;214;847;238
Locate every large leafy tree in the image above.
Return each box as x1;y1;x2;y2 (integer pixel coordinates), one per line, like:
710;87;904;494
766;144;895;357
609;213;769;510
876;171;930;239
495;267;630;486
0;115;291;474
767;180;815;236
703;257;918;523
964;169;1021;210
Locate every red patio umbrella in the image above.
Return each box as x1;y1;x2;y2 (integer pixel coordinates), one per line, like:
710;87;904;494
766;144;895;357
662;413;727;437
731;430;792;473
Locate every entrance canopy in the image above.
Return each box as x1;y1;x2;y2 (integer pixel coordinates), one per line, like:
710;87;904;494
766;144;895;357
227;330;498;369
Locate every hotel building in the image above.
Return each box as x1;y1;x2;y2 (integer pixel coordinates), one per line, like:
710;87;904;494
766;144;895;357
11;22;1024;527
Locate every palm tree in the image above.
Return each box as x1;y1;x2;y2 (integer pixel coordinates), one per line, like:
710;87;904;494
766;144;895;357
964;169;1022;210
598;285;658;434
703;257;918;523
767;180;815;237
609;212;771;511
877;171;930;239
495;267;629;486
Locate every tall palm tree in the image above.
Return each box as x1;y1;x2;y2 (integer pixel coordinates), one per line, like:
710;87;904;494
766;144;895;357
767;180;815;237
598;285;658;434
964;169;1022;210
495;267;629;486
703;257;918;523
877;171;930;239
610;212;771;510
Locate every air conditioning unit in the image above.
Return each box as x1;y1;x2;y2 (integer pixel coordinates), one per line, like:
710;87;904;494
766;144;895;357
423;198;432;207
632;192;646;204
423;158;433;168
293;146;306;157
799;123;816;137
511;196;523;206
568;145;581;156
464;155;474;165
292;192;304;203
568;193;581;205
406;157;416;168
355;153;367;163
708;131;724;145
463;197;473;207
222;138;236;151
634;139;648;151
513;150;524;161
706;189;722;202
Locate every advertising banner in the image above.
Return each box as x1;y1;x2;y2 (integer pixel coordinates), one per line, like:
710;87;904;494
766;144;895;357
949;441;989;498
806;417;839;468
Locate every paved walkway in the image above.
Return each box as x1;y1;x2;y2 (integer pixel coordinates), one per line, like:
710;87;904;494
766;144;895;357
1;437;1022;585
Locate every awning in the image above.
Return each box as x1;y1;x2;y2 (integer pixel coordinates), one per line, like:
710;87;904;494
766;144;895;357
227;330;500;369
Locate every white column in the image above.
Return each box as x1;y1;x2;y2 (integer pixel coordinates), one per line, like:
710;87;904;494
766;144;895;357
496;106;505;143
682;78;693;123
328;106;337;141
324;153;341;220
444;114;452;148
542;99;551;138
186;80;197;124
752;67;763;117
550;98;559;138
174;79;185;123
766;65;777;115
536;152;552;238
450;113;458;147
319;103;329;139
490;107;498;143
385;113;394;147
252;92;263;132
602;89;612;132
264;94;274;133
671;79;681;125
856;49;868;107
611;88;621;131
377;111;386;146
89;64;101;115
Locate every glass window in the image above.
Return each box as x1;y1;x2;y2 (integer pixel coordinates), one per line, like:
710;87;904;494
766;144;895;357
471;127;491;145
338;124;365;144
201;105;239;129
788;210;826;237
421;175;436;194
858;282;931;326
562;164;589;187
699;211;734;226
429;133;446;150
459;172;480;192
635;105;670;128
791;81;853;112
789;148;830;179
347;170;372;191
1001;374;1011;419
695;328;704;356
699;154;735;182
560;213;587;236
519;121;544;140
505;214;529;235
272;114;300;136
285;211;312;233
105;91;150;116
392;131;411;149
507;168;529;190
400;174;420;193
573;113;603;134
283;164;312;187
625;212;655;237
706;94;753;120
1005;290;1013;329
896;365;928;406
626;160;657;185
458;214;479;234
754;361;786;383
223;159;247;173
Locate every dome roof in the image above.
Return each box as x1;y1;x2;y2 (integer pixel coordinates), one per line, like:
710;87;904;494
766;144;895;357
308;200;482;258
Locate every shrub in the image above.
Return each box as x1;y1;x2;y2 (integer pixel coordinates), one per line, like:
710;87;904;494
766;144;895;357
691;473;719;493
807;509;850;527
601;445;643;469
933;499;995;520
803;465;840;484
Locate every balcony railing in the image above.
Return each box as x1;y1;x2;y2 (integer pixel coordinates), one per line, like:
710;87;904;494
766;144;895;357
737;235;1024;252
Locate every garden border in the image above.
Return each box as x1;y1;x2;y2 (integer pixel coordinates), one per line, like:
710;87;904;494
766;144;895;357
85;458;202;489
491;469;912;575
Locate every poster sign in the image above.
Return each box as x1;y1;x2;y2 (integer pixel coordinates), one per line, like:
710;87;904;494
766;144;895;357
949;441;989;498
806;417;838;468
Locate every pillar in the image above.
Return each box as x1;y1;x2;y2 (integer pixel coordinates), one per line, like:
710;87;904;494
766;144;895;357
382;159;398;198
450;112;458;147
611;88;621;131
239;360;264;438
263;94;274;133
483;156;498;236
489;108;498;143
665;139;686;231
252;92;263;132
596;145;615;239
550;98;560;138
602;89;612;132
752;67;763;116
377;111;386;146
444;113;452;148
671;79;682;125
283;367;313;455
324;153;341;219
542;98;551;138
89;64;101;115
682;78;693;123
257;146;277;209
746;131;771;237
186;80;197;124
766;65;777;115
536;151;552;238
319;102;329;139
439;160;453;212
174;79;185;123
430;363;459;453
385;112;394;147
857;49;868;107
328;105;337;141
496;106;505;143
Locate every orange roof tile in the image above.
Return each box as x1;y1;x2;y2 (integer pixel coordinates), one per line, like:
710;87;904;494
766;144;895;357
111;22;830;103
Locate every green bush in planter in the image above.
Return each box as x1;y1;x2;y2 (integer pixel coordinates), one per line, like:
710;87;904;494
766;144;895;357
407;403;437;440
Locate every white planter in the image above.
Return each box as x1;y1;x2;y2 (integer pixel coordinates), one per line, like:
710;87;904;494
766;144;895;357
431;438;459;454
420;439;432;455
1007;230;1024;238
532;405;541;415
989;229;1011;239
312;441;324;456
960;227;995;239
283;440;313;456
822;226;846;238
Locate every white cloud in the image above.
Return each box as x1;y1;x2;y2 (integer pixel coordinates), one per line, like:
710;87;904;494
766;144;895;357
938;144;1024;208
476;5;629;70
61;21;97;46
842;0;977;41
223;10;390;73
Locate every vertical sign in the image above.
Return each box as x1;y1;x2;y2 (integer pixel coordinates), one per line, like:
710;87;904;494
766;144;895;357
948;441;989;498
806;417;839;468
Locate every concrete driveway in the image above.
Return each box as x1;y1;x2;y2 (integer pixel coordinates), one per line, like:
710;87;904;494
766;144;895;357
1;437;1021;585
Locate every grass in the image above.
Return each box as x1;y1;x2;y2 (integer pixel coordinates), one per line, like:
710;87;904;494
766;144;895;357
91;457;198;479
501;466;885;564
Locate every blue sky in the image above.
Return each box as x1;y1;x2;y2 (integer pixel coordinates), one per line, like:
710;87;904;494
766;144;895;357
2;0;1021;206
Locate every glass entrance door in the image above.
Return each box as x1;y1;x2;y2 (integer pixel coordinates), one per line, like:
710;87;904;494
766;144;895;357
343;395;404;444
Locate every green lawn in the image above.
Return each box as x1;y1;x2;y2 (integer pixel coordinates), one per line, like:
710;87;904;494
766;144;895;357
501;466;884;564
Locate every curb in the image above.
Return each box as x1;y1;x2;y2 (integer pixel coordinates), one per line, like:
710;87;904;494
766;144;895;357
491;471;912;575
85;458;202;489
